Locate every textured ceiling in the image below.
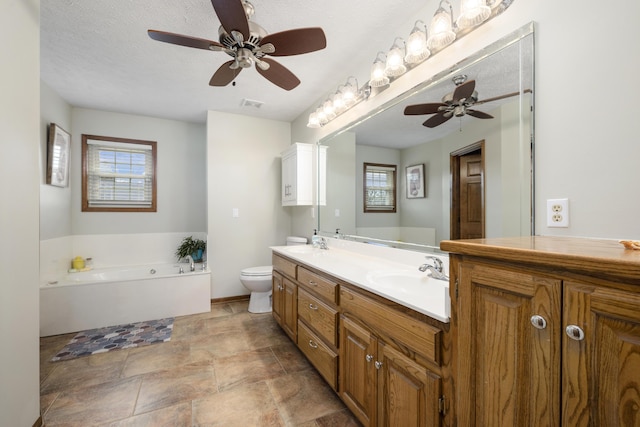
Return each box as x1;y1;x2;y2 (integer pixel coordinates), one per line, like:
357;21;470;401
40;0;429;124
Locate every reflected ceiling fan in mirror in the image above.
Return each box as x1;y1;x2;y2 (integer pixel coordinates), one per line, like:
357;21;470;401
404;75;523;128
147;0;326;90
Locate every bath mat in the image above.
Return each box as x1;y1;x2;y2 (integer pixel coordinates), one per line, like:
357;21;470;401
51;317;173;362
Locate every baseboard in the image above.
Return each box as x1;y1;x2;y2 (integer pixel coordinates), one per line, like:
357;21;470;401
211;295;249;304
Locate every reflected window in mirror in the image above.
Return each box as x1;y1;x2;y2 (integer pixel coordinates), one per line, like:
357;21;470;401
364;163;397;213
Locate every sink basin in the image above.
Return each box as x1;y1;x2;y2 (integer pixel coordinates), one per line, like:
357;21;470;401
282;245;318;254
367;269;435;288
366;269;447;295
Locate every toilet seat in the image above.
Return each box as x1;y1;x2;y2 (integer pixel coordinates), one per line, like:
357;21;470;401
240;266;272;277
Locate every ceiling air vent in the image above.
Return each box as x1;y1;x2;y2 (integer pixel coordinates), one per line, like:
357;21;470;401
240;98;264;109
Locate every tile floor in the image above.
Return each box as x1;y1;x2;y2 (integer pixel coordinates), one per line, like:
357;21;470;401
40;300;361;426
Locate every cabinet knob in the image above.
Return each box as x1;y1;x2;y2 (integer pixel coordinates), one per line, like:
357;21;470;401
530;315;547;330
308;303;318;310
308;280;317;286
308;340;318;349
374;361;383;370
565;325;585;341
366;354;374;362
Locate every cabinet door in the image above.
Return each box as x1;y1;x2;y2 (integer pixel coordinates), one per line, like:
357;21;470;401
281;153;296;204
563;281;640;427
340;316;377;427
455;259;562;426
282;277;298;342
377;341;442;427
272;271;284;326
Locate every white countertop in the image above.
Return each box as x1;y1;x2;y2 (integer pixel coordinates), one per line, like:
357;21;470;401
271;240;450;323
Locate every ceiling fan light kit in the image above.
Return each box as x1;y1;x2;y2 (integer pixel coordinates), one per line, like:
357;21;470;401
308;0;515;128
148;0;326;91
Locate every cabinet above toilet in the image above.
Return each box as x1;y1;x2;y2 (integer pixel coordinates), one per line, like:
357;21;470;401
281;142;327;206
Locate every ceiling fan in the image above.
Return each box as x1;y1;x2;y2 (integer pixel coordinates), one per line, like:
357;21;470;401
404;75;523;128
147;0;327;90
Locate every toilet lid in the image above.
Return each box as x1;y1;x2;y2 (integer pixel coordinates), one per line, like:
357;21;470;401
241;266;272;276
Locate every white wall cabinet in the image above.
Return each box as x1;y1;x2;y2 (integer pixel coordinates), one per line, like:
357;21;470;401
281;142;326;206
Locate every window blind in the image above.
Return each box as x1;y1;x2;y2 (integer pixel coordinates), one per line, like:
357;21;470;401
86;139;154;208
365;164;396;211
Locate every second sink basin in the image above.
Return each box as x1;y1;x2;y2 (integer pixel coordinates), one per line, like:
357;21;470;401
366;270;447;294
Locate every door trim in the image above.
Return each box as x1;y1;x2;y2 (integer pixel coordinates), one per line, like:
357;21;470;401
450;141;485;240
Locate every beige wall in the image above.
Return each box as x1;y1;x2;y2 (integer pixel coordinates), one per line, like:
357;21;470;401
0;0;41;425
69;108;207;235
207;111;292;298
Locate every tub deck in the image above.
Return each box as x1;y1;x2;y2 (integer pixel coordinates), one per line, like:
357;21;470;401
40;264;211;337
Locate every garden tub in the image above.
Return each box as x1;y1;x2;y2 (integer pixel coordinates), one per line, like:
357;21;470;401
40;263;211;337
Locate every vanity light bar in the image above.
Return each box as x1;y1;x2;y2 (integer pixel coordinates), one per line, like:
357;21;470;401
307;0;515;128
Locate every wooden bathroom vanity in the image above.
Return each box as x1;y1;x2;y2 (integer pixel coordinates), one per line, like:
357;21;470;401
273;236;640;426
272;249;452;427
441;236;640;426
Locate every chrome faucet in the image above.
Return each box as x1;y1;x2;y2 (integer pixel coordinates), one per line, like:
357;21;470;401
317;237;329;250
186;255;195;272
419;256;449;281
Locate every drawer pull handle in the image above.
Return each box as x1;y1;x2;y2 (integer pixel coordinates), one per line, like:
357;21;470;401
308;280;317;286
566;325;585;341
309;303;318;310
530;315;547;330
374;361;383;370
308;340;318;349
366;354;374;362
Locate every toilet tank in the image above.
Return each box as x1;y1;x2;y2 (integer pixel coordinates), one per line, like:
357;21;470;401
286;236;307;246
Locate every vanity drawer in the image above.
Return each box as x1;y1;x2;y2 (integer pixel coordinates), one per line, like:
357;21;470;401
340;286;442;365
298;320;338;390
272;253;296;279
298;288;338;347
297;266;338;303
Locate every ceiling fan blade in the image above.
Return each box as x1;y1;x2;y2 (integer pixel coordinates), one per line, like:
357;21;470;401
475;88;533;105
424;112;453;128
260;28;327;56
210;0;250;39
452;80;476;103
209;60;242;86
148;30;224;51
256;58;300;90
466;109;494;119
404;103;446;116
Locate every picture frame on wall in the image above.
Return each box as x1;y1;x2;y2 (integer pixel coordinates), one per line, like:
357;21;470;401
46;123;71;187
406;163;425;199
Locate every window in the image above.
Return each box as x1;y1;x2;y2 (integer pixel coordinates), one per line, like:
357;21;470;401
363;163;397;213
82;134;157;212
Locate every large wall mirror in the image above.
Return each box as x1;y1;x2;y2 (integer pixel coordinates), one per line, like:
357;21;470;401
318;23;534;251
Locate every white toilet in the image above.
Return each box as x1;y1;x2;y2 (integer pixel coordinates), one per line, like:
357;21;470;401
240;236;307;313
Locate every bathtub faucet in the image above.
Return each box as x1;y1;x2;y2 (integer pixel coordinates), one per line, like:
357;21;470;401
186;255;195;272
419;256;449;281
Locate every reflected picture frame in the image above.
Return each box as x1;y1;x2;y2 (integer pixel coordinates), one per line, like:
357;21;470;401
406;163;425;199
46;123;71;187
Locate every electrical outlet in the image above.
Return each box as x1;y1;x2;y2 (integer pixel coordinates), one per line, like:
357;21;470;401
547;198;569;227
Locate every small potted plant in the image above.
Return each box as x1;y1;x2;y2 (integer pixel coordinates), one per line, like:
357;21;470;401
175;236;207;262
